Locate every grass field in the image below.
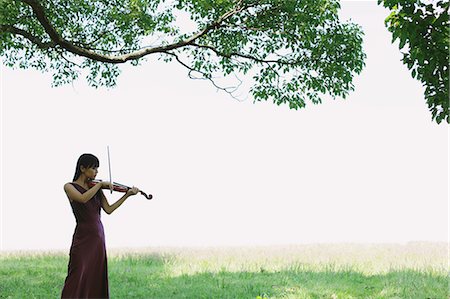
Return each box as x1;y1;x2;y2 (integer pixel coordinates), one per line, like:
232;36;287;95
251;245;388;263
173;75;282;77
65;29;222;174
0;242;447;298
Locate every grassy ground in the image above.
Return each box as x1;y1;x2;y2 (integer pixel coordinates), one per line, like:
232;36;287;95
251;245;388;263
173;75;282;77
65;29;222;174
0;243;447;298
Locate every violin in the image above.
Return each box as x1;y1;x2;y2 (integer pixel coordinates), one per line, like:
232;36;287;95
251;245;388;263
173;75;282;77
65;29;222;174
88;179;153;200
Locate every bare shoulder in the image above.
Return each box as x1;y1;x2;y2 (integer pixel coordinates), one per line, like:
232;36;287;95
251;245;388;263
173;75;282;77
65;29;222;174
64;182;74;191
64;182;83;203
64;182;80;196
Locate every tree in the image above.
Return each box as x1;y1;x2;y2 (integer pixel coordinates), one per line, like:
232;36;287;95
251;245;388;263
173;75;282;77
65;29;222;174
1;0;365;110
378;0;449;124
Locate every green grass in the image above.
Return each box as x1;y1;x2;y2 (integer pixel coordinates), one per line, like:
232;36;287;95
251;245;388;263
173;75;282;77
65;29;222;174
0;243;447;298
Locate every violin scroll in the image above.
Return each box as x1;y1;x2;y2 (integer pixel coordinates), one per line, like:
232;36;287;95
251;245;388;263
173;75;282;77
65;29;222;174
139;191;153;200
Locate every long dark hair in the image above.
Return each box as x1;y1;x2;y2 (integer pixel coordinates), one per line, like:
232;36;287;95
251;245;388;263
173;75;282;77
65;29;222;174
73;153;100;181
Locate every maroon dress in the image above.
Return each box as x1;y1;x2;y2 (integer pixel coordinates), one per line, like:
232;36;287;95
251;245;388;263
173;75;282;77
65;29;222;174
61;183;109;299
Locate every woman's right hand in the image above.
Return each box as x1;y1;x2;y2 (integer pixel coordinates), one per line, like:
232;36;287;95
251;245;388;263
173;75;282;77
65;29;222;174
100;181;113;190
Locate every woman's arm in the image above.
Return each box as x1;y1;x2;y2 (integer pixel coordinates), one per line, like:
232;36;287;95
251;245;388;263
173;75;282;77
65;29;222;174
100;187;138;215
64;182;103;203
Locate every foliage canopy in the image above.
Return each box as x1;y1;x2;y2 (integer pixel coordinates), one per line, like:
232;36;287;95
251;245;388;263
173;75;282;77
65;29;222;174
379;0;449;124
1;0;366;110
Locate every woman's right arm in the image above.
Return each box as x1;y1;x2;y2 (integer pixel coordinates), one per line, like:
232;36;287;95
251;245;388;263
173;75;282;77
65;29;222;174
64;182;106;203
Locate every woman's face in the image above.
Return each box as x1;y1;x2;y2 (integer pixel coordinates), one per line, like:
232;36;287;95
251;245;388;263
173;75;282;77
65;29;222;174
82;166;98;180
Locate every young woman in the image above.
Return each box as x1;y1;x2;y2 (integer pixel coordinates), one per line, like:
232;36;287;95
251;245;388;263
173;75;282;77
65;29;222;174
61;153;139;299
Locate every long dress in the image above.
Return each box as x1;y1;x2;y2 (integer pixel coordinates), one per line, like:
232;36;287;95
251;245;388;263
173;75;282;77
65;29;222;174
61;183;109;299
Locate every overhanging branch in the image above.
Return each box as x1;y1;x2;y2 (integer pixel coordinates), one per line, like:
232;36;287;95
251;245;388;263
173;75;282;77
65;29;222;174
189;43;281;64
0;24;55;49
16;0;247;63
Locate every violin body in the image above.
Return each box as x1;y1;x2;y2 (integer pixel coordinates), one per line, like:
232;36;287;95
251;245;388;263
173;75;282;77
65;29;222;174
88;179;153;200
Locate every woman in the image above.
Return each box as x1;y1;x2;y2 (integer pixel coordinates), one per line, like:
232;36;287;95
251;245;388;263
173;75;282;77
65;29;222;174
61;153;139;299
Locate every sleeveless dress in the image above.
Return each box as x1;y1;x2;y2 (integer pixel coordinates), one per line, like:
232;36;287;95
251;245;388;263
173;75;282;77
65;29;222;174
61;183;109;299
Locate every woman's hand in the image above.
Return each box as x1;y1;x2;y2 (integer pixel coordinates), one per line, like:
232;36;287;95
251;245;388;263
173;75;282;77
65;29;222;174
126;186;139;196
100;181;113;192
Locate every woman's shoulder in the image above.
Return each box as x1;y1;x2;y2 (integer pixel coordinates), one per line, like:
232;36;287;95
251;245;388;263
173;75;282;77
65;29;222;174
64;182;76;190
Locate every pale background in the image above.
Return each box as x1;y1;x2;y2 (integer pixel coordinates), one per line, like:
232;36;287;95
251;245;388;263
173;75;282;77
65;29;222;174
1;1;448;251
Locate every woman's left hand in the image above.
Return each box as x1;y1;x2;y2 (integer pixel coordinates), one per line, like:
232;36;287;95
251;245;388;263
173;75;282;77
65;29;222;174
126;186;139;196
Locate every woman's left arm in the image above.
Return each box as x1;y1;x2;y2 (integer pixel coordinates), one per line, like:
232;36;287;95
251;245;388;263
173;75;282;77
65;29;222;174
100;187;139;215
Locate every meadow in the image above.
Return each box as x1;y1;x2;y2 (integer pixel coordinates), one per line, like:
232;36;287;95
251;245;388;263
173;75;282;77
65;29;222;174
0;242;447;298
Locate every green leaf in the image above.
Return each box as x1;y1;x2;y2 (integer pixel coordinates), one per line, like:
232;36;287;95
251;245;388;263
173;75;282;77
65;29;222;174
378;0;449;123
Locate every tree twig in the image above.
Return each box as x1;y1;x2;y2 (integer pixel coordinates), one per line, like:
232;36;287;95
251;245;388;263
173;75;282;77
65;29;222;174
165;52;243;99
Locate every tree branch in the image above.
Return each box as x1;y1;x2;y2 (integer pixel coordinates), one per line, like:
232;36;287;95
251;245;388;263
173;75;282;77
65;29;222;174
189;43;281;64
18;0;246;63
0;24;55;49
188;42;308;73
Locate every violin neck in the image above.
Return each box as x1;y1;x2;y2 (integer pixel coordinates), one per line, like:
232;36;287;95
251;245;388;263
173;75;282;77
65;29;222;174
113;181;130;189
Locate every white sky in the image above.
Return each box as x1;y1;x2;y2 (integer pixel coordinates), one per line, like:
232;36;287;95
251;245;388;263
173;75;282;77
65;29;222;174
1;1;448;251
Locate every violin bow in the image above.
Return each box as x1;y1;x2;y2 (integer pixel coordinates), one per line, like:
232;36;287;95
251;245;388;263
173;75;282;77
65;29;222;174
106;146;153;200
107;145;113;194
